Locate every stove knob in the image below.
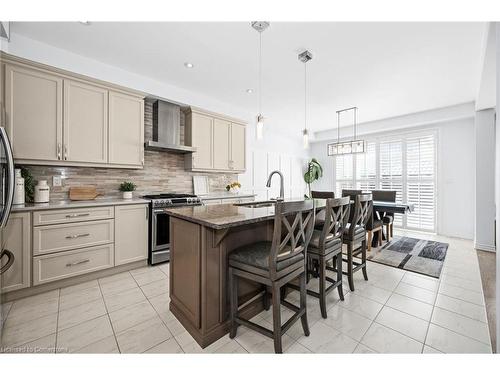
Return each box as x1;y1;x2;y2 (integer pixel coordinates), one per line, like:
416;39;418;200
188;198;192;203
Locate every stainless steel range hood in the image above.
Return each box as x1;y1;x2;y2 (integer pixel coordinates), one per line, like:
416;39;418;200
145;100;196;154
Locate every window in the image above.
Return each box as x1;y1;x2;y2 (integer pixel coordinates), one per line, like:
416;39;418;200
379;140;403;226
335;154;353;195
355;141;376;191
332;132;436;231
406;135;436;231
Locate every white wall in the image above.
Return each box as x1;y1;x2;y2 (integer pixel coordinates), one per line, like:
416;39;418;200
474;109;496;251
0;31;310;191
310;116;476;240
437;119;475;239
495;22;500;354
239;131;308;200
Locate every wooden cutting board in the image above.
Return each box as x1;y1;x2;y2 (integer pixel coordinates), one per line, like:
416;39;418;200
69;186;101;201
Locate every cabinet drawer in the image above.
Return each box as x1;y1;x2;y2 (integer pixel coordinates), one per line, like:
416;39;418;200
33;206;114;226
33;219;114;255
33;244;114;285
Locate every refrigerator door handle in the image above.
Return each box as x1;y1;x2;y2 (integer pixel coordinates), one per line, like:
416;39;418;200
0;249;14;275
0;127;15;228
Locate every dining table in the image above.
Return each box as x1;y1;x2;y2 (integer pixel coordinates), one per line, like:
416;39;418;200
371;200;415;246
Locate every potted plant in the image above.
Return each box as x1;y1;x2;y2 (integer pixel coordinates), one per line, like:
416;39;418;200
119;181;136;199
303;158;323;199
225;181;241;194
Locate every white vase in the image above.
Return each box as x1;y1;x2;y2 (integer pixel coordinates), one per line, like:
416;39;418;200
230;187;240;194
34;180;50;203
13;169;25;205
122;191;133;199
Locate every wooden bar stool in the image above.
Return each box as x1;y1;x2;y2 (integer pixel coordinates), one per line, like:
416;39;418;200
227;200;315;353
342;193;371;291
306;197;350;318
311;191;335;230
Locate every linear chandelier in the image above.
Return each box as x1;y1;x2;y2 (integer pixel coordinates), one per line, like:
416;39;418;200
327;107;365;156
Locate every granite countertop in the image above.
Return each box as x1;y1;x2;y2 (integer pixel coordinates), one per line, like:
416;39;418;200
11;197;150;212
164;198;326;230
198;192;257;200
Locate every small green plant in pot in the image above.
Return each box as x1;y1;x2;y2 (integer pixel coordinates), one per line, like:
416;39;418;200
119;181;136;199
303;158;323;199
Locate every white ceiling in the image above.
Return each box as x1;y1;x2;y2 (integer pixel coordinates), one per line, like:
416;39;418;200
11;22;486;134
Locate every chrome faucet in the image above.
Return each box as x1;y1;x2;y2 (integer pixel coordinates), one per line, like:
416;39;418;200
266;170;284;201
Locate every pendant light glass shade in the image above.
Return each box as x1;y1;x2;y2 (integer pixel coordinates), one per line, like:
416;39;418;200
299;50;312;149
252;21;269;140
256;114;264;140
303;129;309;149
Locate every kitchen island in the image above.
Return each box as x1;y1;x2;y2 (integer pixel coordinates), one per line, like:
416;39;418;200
164;199;324;348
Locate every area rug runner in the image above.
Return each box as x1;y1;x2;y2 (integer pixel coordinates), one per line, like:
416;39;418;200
367;236;448;278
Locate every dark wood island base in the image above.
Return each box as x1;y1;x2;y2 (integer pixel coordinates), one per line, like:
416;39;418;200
169;216;274;348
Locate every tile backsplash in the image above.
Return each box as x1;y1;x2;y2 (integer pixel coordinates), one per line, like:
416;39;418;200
18;100;237;201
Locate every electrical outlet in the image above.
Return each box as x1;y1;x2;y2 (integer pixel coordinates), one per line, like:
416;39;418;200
53;175;62;187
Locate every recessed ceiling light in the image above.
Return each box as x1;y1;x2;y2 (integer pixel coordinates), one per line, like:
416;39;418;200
184;62;194;69
246;89;253;94
78;21;91;26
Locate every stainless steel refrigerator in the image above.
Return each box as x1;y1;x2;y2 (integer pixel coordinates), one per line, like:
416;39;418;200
0;126;15;341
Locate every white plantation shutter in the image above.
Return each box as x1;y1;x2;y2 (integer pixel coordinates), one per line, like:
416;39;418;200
332;131;437;232
355;141;377;191
379;140;404;226
406;135;436;231
335;154;353;196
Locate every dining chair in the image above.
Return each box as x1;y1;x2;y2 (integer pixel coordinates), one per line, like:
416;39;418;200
305;197;350;318
371;190;397;241
365;211;383;251
342;193;371;291
227;200;315;353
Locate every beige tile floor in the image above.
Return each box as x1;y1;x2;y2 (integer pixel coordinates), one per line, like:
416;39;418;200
0;231;492;354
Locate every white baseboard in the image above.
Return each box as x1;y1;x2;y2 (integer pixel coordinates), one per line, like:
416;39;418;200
474;242;496;252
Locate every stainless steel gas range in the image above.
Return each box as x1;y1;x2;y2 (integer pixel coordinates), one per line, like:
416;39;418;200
143;193;202;265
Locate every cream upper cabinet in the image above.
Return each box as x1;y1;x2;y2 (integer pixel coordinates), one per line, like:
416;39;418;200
185;108;246;172
187;112;213;170
109;91;144;167
2;55;145;169
230;123;246;171
64;80;108;163
4;63;63;162
1;212;31;293
114;204;148;266
213;118;230;170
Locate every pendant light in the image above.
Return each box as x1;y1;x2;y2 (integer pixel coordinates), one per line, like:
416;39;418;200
299;50;312;149
327;107;366;155
251;21;269;140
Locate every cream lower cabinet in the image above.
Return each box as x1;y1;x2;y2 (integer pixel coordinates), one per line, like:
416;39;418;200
185;108;246;172
114;204;148;266
1;213;31;292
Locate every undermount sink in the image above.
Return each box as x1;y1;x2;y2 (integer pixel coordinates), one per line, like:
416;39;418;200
233;200;276;208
